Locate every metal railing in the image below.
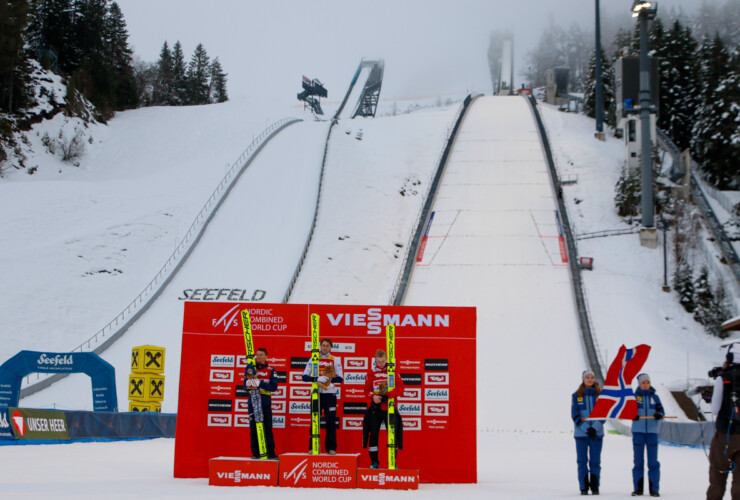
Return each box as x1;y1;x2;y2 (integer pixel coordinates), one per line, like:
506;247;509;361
527;94;604;383
21;117;302;396
576;227;642;240
391;94;479;305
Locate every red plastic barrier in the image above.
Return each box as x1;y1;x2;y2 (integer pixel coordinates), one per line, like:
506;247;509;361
174;302;477;483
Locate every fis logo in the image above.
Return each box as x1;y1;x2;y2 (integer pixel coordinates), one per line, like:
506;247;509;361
211;355;235;367
212;304;241;332
283;459;309;485
344;357;368;370
424;372;449;385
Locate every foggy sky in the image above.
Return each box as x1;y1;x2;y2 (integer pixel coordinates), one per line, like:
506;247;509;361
115;0;704;107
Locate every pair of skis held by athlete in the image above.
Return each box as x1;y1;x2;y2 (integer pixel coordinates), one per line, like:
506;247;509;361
241;310;401;469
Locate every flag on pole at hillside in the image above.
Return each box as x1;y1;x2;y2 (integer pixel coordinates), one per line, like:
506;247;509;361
588;344;651;420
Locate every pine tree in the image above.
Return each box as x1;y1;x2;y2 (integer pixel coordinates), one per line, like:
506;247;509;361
153;41;173;105
171;41;187;105
693;266;715;326
209;57;228;103
691;34;739;189
672;262;695;313
27;0;74;72
614;164;641;217
186;43;210;105
655;20;699;151
583;47;616;128
105;2;137;110
0;0;32;113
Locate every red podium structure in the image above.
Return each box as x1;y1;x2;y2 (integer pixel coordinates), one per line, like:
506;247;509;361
208;457;279;486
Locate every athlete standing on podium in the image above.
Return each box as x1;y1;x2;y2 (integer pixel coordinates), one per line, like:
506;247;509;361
302;338;344;454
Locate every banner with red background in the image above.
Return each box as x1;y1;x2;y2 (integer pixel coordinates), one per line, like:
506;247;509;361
174;302;477;483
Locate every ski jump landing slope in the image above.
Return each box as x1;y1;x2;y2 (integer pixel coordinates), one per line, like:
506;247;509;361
21;121;329;413
403;96;585;433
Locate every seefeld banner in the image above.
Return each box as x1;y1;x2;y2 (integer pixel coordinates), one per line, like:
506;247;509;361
174;302;477;483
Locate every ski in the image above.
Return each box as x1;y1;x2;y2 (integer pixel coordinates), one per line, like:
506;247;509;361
241;309;267;459
310;313;321;455
386;323;397;470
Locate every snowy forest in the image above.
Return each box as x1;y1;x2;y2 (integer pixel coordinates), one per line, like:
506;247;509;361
0;1;228;135
523;0;740;191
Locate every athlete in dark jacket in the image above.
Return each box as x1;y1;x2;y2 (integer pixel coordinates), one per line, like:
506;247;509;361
362;349;405;469
631;373;664;497
244;347;279;459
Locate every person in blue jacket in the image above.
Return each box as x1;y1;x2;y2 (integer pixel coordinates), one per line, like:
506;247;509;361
631;373;664;497
244;347;279;459
572;369;605;495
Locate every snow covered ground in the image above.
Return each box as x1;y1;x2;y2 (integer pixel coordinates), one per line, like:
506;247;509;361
0;91;732;497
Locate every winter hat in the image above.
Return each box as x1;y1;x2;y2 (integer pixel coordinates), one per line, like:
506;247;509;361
637;373;650;384
245;364;257;376
582;369;595;380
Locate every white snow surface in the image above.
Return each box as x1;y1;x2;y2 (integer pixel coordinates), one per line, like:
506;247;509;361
0;93;731;497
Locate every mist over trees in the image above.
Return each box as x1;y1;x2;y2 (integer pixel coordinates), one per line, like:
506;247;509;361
522;0;739;190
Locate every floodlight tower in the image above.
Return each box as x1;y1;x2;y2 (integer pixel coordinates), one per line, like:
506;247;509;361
632;0;658;230
593;0;605;140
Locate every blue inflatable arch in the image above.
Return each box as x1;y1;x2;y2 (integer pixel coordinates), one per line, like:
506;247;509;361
0;351;117;411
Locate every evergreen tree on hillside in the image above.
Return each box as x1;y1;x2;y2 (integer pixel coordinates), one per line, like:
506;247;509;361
655;20;699;151
583;48;615;128
691;35;739;188
105;2;137;109
672;262;695;313
27;0;74;72
0;0;32;113
153;41;173;105
171;41;187;105
186;43;210;105
209;58;228;103
693;266;715;326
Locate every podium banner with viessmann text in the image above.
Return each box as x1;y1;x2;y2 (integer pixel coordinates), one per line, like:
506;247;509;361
174;302;477;483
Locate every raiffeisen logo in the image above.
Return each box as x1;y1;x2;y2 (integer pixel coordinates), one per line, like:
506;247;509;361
326;308;450;335
37;354;73;366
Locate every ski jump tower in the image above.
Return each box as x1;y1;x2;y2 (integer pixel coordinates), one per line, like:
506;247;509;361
297;76;328;116
334;59;385;120
352;59;385;118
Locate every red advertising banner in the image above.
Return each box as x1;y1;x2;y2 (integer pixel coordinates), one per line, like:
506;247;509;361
174;302;477;483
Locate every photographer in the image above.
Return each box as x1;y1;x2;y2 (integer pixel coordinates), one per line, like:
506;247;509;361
707;343;740;500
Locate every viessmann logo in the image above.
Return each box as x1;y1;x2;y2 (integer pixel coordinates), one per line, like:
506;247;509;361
216;470;272;483
325;308;450;335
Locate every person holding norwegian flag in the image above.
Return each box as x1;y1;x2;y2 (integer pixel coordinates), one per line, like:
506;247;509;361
630;373;664;497
572;369;605;495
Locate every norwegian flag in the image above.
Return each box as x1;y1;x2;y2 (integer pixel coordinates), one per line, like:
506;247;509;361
588;344;651;420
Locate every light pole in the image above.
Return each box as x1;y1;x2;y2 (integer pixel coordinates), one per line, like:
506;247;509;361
632;0;658;229
594;0;604;139
660;215;670;292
